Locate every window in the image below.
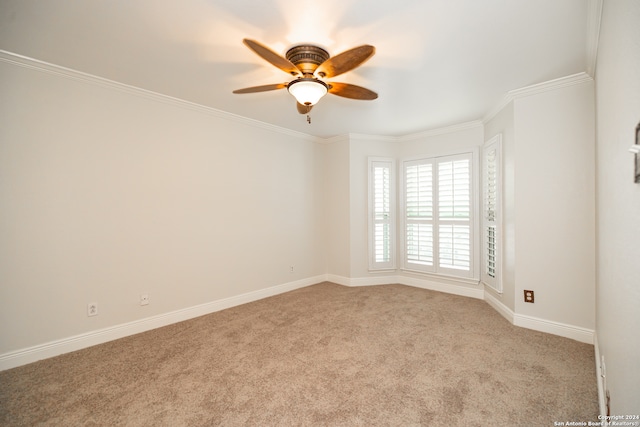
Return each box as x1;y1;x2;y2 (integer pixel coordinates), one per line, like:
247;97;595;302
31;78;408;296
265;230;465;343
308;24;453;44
402;153;474;279
368;158;396;270
482;135;502;292
405;160;434;268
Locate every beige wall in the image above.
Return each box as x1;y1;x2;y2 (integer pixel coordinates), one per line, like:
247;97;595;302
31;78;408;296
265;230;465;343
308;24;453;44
324;136;351;277
0;58;326;355
482;78;597;336
513;81;596;330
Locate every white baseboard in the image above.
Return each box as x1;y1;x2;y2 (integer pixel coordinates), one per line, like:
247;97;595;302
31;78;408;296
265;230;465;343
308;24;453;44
1;273;596;371
337;276;594;343
484;290;515;323
0;275;324;371
348;275;399;287
324;274;353;287
398;275;484;299
325;274;391;287
483;289;594;344
329;274;484;299
513;314;594;344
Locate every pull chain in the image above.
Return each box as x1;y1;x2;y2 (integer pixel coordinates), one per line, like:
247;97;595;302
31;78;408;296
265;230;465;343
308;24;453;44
306;114;311;124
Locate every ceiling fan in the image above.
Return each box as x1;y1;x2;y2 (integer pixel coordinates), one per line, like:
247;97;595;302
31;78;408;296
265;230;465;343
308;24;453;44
233;39;378;117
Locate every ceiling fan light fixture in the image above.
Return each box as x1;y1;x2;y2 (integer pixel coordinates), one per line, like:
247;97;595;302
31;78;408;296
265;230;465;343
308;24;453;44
234;39;378;113
287;78;328;106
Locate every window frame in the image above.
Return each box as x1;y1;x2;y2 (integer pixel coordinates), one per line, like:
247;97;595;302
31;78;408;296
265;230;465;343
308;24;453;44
399;150;479;282
482;135;503;292
367;157;397;271
403;158;436;273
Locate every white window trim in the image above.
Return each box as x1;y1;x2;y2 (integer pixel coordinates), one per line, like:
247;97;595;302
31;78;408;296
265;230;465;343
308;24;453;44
399;149;479;281
368;157;396;271
482;134;503;293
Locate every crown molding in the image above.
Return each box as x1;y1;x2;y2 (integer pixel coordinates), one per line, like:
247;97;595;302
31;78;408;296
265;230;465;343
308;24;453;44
0;50;320;143
400;120;484;142
347;133;399;143
482;96;515;125
483;72;594;124
2;50;596;145
4;49;478;145
317;134;353;145
336;121;484;144
586;0;603;77
507;72;593;98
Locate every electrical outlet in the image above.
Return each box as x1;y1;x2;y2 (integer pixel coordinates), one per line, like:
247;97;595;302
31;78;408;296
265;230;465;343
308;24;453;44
289;265;294;273
140;294;149;306
524;290;535;303
87;303;98;317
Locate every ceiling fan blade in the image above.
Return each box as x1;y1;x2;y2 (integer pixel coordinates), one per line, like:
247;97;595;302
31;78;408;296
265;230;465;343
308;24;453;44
243;39;300;76
233;83;287;94
315;45;375;78
328;82;378;100
297;102;313;114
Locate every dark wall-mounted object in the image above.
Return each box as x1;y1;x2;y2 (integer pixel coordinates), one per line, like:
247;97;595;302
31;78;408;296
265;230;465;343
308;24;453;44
634;121;640;183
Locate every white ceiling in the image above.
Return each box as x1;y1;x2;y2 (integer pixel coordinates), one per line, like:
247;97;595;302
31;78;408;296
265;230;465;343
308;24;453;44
0;0;592;138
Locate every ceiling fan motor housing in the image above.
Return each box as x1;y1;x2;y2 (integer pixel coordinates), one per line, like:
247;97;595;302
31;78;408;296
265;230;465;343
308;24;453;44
285;45;330;76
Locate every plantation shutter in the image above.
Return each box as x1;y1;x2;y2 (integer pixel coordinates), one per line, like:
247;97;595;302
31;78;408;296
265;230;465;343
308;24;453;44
483;136;502;291
403;153;474;279
405;160;434;270
369;158;395;270
437;156;471;273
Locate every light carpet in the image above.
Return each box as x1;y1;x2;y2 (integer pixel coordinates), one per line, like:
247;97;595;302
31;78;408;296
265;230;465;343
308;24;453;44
0;282;598;426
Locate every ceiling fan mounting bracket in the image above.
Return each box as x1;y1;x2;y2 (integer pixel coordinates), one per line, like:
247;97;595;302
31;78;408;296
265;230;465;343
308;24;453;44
285;45;330;75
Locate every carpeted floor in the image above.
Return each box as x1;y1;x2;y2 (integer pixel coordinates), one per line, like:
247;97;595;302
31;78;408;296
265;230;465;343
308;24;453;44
0;282;598;426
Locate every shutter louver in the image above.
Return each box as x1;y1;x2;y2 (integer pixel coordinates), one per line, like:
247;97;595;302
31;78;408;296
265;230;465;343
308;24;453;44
373;164;391;263
438;159;471;220
486;225;496;278
438;159;471;271
405;162;434;268
485;147;497;278
406;223;433;265
486;149;497;222
482;136;501;291
439;224;471;270
369;158;395;270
